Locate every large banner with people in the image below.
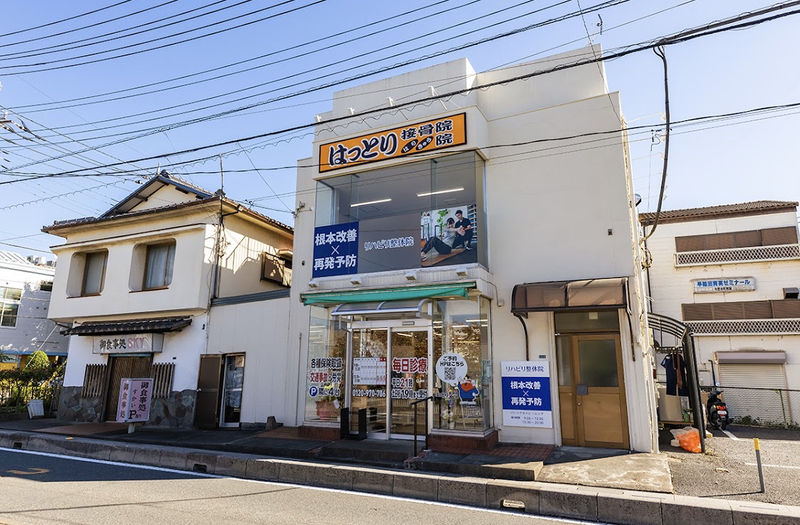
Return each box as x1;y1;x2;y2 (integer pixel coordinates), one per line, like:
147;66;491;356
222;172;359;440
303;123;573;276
420;206;478;267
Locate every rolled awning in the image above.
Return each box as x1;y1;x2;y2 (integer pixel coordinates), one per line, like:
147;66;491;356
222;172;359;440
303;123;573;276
302;282;475;306
511;278;627;314
64;317;192;336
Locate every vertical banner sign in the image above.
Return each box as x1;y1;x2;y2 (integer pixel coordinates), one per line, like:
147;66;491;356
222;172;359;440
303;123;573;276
116;378;153;423
319;113;467;173
312;221;359;278
501;361;552;428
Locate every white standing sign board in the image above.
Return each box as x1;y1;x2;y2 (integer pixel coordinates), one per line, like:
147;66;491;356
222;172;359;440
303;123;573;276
116;378;153;423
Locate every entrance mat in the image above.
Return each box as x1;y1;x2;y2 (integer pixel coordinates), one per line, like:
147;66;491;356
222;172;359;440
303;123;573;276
537;452;674;493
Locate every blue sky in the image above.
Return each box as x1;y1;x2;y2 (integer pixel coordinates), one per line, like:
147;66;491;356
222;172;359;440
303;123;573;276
0;0;797;257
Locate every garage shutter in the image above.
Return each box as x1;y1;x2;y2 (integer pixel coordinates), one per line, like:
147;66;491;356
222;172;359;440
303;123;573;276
718;364;793;425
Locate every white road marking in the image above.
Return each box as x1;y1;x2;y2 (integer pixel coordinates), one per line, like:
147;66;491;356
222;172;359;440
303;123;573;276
745;462;800;470
722;429;738;440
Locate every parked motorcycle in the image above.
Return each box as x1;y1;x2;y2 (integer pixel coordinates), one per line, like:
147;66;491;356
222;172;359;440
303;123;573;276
707;391;729;430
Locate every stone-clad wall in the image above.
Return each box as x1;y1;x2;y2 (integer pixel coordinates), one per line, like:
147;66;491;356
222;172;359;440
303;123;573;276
58;386;196;428
150;389;195;427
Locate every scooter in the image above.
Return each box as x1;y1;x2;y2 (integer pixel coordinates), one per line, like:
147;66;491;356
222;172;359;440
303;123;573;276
707;391;729;430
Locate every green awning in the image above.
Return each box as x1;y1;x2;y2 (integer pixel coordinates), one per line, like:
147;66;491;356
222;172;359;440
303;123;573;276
302;283;475;306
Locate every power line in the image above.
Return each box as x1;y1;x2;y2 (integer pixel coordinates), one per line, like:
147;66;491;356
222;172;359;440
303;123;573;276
9;1;796;180
0;0;327;74
3;0;618;158
0;0;237;57
0;0;133;40
23;0;550;132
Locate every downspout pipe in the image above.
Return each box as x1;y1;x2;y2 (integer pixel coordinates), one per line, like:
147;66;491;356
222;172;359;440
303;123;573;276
684;333;706;453
514;313;530;361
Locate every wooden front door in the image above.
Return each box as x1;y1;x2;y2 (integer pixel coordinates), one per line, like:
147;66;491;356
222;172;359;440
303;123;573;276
557;334;629;449
194;355;224;429
104;356;152;421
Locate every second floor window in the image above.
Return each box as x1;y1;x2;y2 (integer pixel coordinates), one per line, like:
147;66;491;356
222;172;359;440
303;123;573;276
0;286;22;327
82;251;107;296
144;242;175;289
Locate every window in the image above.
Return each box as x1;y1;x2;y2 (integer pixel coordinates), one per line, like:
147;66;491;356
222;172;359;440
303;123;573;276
262;251;292;287
0;286;22;327
675;226;798;252
39;281;53;292
314;151;487;274
143;242;175;289
82;251;107;296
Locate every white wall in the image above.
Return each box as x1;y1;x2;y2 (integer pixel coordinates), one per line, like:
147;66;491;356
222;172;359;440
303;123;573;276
62;313;209;389
0;260;67;357
207;299;293;425
645;209;800;392
293;49;655;450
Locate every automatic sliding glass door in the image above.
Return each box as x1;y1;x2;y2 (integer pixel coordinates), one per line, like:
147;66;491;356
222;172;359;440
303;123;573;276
351;328;388;436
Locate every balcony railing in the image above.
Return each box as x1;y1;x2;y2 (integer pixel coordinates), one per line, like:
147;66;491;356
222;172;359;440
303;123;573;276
674;244;800;267
686;318;800;335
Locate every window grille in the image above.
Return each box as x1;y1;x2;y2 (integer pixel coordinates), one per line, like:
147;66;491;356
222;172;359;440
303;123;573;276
675;244;800;266
82;364;107;397
150;363;175;399
686;319;800;335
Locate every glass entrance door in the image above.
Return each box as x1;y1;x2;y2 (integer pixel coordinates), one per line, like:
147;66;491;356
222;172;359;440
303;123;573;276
389;330;429;436
351;329;388;436
348;324;431;439
220;354;245;428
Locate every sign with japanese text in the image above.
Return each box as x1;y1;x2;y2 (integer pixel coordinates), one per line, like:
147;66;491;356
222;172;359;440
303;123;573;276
116;378;153;423
693;277;755;293
312;221;359;278
319;113;467;173
501;361;552;428
435;353;468;386
307;357;343;399
92;333;163;354
353;357;387;386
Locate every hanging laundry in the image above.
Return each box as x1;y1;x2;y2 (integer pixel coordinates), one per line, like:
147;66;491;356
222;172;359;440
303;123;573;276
662;353;689;396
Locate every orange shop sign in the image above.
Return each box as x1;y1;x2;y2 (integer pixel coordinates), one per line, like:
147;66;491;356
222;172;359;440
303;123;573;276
319;113;466;173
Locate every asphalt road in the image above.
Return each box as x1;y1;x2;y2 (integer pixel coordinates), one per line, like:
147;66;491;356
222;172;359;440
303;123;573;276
662;424;800;506
0;449;607;525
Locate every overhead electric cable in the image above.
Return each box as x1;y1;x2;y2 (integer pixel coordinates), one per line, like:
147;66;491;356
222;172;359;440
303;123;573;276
12;0;610;143
6;0;795;177
0;0;239;57
0;0;133;40
0;0;326;74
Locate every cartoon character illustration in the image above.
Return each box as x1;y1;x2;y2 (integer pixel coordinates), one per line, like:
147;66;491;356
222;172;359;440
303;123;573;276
458;379;480;403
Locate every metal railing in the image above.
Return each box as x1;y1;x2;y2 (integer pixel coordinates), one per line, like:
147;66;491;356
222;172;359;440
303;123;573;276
674;243;800;266
410;395;435;457
700;385;799;428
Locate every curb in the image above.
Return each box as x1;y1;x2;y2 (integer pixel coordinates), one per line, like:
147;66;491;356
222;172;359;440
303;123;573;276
1;430;798;525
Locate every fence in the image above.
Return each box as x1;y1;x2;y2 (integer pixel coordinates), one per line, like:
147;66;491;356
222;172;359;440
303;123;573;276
0;379;60;416
701;385;799;428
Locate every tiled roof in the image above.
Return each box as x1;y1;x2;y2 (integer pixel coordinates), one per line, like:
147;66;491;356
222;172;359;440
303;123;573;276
43;196;292;234
638;200;798;224
64;317;192;336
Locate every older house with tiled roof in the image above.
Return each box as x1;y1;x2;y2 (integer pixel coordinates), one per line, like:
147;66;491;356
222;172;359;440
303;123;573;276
43;172;295;429
640;200;800;426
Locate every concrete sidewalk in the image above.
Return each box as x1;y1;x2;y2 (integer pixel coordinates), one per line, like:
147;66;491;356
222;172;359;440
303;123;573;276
0;419;797;524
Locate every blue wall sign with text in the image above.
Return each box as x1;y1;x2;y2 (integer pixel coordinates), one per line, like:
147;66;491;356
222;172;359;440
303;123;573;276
312;222;359;278
501;360;552;428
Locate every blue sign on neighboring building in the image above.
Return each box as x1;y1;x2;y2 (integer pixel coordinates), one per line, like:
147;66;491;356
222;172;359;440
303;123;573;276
312;222;359;278
501;361;552;428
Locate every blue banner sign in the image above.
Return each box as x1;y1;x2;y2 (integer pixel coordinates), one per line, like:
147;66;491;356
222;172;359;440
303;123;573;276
501;360;552;428
312;222;359;278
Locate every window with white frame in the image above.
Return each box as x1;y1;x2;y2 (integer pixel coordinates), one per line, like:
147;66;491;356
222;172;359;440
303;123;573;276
82;251;107;296
143;242;176;289
0;286;22;327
